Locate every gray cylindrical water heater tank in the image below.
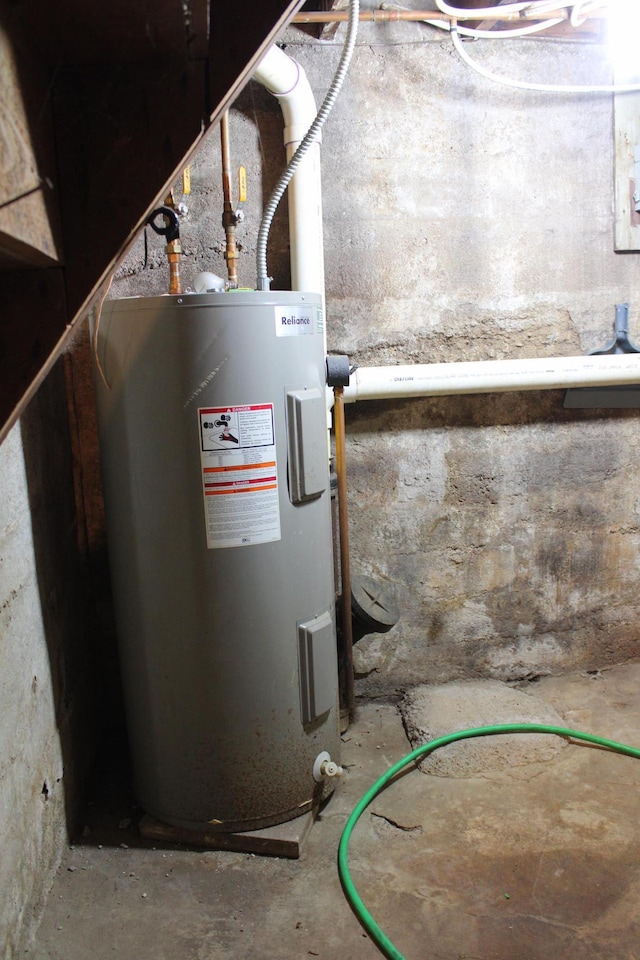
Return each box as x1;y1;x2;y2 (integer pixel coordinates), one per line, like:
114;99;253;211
93;291;340;832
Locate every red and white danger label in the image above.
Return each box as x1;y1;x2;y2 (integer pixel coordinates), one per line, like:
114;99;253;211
198;404;281;549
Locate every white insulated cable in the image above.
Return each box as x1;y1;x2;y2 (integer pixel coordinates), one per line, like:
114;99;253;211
380;2;570;40
450;24;640;92
256;0;360;290
571;0;606;26
418;15;565;38
434;0;575;19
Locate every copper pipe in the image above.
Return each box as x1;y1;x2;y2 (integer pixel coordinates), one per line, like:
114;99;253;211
292;8;582;24
294;9;445;22
167;242;182;295
220;111;239;288
334;386;354;719
163;191;182;295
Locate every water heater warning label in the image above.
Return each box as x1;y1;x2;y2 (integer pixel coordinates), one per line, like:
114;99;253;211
198;404;281;549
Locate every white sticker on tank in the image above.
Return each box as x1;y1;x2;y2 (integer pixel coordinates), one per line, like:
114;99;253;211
198;404;281;549
275;304;317;336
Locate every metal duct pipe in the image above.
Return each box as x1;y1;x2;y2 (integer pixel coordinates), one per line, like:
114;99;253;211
342;353;640;402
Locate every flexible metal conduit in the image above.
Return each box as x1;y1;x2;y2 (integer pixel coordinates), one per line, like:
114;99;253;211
342;354;640;402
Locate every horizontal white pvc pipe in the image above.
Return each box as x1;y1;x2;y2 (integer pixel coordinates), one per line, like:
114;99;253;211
252;47;325;298
342;354;640;402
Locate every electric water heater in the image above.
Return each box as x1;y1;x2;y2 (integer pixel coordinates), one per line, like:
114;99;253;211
93;291;340;832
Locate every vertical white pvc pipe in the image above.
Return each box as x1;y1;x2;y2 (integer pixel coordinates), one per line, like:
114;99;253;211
253;48;325;300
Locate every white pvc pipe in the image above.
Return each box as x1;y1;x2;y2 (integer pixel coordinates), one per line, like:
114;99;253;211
342;354;640;402
252;47;325;298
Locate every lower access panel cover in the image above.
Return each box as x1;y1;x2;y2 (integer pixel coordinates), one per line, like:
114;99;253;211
298;610;337;725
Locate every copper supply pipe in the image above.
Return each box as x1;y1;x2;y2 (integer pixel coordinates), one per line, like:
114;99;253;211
167;244;182;295
220;111;239;288
293;8;447;22
163;191;182;296
292;8;590;24
334;385;355;719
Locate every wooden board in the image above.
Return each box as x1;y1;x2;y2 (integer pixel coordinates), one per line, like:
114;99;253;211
139;810;316;859
613;84;640;252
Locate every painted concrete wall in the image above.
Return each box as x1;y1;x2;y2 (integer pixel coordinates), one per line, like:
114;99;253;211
320;30;640;695
0;422;64;958
110;22;640;698
0;364;97;957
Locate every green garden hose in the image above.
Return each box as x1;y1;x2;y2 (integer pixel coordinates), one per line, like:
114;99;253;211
337;722;640;960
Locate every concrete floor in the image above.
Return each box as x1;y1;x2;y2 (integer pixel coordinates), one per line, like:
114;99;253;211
28;663;640;960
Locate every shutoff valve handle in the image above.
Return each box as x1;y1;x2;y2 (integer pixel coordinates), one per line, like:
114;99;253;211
146;206;180;243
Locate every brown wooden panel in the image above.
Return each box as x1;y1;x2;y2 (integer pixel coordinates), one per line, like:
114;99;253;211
53;60;208;318
0;228;59;270
0;11;63;266
23;0;207;65
56;0;305;320
0;268;68;432
0;0;304;444
0;26;40;209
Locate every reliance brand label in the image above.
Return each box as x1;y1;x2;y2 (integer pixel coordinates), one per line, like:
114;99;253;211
275;305;316;337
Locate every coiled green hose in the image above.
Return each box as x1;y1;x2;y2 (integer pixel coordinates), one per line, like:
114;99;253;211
338;722;640;960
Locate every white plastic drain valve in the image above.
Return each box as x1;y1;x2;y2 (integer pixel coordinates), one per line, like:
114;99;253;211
313;751;344;782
